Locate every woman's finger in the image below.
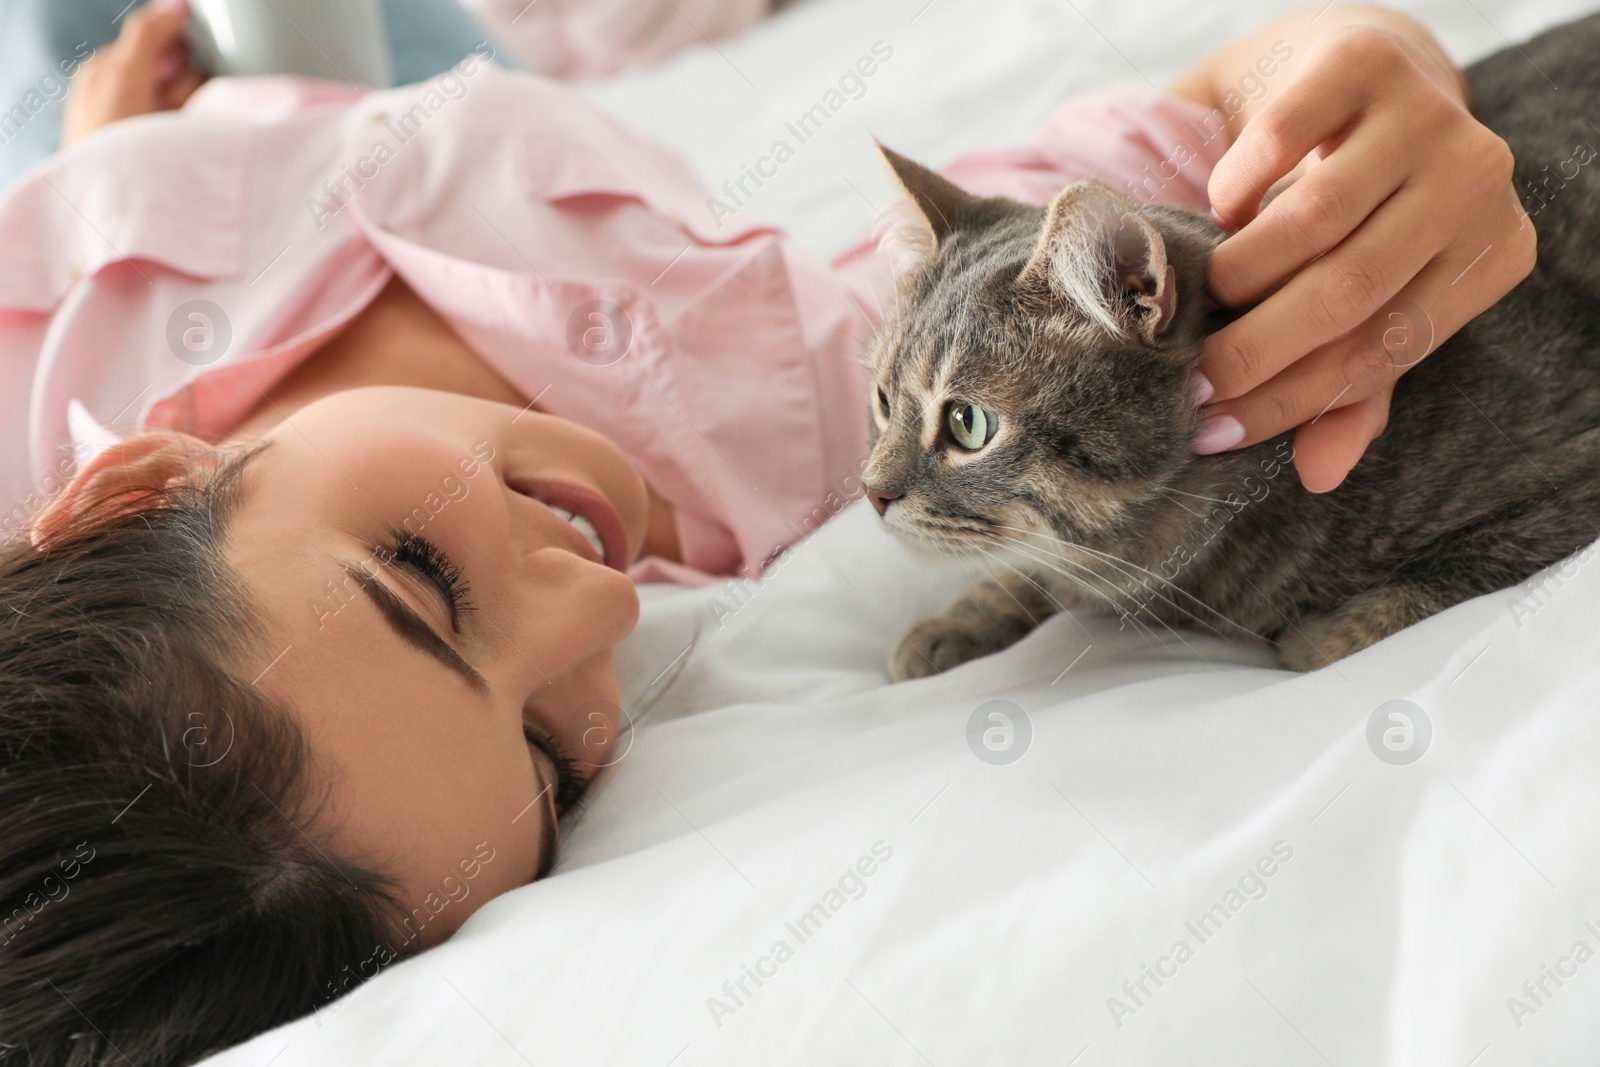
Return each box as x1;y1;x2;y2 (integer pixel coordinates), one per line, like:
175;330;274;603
117;1;193;78
62;0;199;146
1196;220;1529;454
161;61;207;110
1291;390;1392;493
1199;182;1450;403
1208;121;1406;308
1205;34;1378;228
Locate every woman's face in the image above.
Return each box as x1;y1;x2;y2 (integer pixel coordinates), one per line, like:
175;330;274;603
223;386;647;948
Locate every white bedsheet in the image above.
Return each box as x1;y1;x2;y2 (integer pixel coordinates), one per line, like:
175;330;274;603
201;0;1600;1063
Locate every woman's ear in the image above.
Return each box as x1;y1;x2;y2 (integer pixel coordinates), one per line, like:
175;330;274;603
31;432;217;548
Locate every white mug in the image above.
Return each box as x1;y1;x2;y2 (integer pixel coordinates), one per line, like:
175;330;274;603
185;0;394;88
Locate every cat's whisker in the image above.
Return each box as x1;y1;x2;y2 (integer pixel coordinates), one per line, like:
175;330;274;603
998;524;1248;643
1147;484;1205;518
999;539;1204;653
1148;482;1233;507
970;541;1093;623
992;521;1207;608
968;546;1066;627
974;534;1111;609
976;545;1169;653
1038;543;1250;646
991;522;1258;639
988;534;1199;653
1005;548;1195;656
986;544;1150;642
998;524;1190;601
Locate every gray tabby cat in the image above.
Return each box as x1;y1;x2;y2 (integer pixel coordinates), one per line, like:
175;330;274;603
862;15;1600;679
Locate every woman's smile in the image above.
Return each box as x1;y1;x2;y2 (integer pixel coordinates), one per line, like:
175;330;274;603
507;475;633;571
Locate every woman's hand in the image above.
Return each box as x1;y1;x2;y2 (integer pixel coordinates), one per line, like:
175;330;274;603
1181;12;1535;492
62;0;207;149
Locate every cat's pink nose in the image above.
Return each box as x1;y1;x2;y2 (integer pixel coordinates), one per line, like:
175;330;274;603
867;488;900;515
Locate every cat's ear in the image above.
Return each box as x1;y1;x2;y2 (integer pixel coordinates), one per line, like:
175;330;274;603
875;143;979;272
1018;180;1178;343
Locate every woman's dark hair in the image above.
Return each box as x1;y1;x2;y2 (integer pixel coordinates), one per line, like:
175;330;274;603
0;446;404;1066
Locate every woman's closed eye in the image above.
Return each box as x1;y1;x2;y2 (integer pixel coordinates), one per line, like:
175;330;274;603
522;718;586;813
379;530;475;632
368;531;588;811
343;534;488;693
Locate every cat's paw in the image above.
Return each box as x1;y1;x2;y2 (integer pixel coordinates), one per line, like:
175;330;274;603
1277;586;1439;671
889;614;1007;681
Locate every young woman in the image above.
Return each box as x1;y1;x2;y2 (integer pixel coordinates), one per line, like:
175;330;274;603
0;4;1529;1064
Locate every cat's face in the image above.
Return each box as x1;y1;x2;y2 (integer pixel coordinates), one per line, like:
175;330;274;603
862;150;1219;564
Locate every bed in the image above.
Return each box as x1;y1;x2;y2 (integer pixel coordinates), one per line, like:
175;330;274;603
200;0;1600;1063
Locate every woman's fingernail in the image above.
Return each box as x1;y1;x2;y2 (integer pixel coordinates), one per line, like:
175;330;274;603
1192;414;1246;455
156;0;188;13
1210;207;1236;233
1188;370;1214;407
155;48;183;81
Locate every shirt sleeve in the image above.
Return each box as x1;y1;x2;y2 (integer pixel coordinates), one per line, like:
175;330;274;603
940;83;1229;212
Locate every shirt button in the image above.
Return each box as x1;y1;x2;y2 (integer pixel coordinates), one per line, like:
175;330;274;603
67;258;86;282
369;111;388;125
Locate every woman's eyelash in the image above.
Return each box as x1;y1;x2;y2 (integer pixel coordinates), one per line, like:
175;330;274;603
377;531;476;629
524;722;586;813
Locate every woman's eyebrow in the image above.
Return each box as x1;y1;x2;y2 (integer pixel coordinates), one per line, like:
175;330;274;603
342;564;489;694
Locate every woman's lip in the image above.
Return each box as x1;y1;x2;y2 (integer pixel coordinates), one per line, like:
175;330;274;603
505;476;630;572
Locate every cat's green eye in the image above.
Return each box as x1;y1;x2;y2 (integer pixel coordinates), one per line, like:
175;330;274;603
947;402;998;451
